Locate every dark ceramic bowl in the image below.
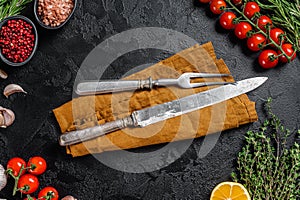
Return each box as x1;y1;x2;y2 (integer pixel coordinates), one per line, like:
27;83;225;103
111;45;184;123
0;15;38;67
34;0;77;29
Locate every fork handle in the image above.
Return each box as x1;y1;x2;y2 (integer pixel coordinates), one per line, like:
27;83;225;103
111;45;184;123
76;77;153;95
153;79;178;87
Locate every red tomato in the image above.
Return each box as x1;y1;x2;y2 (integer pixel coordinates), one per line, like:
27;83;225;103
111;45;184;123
244;2;260;19
270;28;285;45
27;156;47;176
38;187;59;200
232;0;242;5
199;0;211;3
6;157;26;177
17;174;39;194
247;33;266;51
257;15;272;31
234;22;253;39
210;0;226;15
219;12;237;29
258;49;279;68
278;43;297;63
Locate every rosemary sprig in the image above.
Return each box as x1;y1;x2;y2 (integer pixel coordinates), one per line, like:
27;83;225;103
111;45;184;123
0;0;32;21
225;0;294;62
254;0;300;50
232;98;300;200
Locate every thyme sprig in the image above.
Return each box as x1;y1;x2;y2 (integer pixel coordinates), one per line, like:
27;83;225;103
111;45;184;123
0;0;32;21
253;0;300;50
232;98;300;200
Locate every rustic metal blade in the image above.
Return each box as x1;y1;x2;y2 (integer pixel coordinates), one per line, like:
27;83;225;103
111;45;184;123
132;77;268;127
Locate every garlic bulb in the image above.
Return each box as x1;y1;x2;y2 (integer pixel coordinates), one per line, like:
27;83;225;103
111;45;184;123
0;106;15;128
0;164;7;191
61;195;77;200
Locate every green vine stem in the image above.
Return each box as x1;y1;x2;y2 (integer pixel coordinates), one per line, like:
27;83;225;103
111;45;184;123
225;0;296;62
11;164;24;196
6;164;33;196
253;0;300;50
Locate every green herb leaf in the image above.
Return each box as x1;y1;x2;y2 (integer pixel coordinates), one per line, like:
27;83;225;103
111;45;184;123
232;98;300;200
0;0;32;21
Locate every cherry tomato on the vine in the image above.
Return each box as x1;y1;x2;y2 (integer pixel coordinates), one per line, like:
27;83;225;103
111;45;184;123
244;2;260;19
258;49;279;69
232;0;242;5
38;187;59;200
210;0;226;15
17;174;39;194
270;28;285;45
6;157;26;177
257;15;273;31
278;43;297;63
27;156;47;176
234;22;253;39
199;0;211;3
247;33;266;51
219;12;237;29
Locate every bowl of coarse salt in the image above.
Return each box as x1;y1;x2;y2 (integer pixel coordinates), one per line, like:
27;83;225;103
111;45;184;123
34;0;77;29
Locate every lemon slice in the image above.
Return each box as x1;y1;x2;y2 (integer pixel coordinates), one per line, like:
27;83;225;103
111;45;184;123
210;182;251;200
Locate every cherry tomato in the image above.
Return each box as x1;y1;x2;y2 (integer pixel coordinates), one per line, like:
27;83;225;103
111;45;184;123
27;156;47;176
232;0;242;5
257;15;272;31
6;157;26;177
18;174;39;194
199;0;211;3
234;22;253;39
38;187;59;200
258;49;279;69
219;12;237;29
244;2;260;19
247;33;266;51
278;43;297;63
270;28;285;45
210;0;226;15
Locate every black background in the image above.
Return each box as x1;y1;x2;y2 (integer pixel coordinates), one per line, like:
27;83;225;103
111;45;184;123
0;0;299;199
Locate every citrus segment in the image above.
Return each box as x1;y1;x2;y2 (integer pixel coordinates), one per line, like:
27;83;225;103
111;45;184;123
210;182;251;200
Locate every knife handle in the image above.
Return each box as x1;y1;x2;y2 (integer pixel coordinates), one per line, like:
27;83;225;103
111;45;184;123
59;116;134;146
75;77;153;95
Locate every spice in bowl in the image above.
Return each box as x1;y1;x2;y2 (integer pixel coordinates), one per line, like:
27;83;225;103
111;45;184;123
37;0;75;27
0;19;35;64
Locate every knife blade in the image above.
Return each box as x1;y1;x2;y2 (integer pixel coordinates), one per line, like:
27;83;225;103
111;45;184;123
59;77;268;146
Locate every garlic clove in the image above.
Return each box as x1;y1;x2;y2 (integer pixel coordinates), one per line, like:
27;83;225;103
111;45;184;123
0;69;8;79
61;195;77;200
0;164;7;191
3;84;27;98
0;114;4;127
0;106;15;128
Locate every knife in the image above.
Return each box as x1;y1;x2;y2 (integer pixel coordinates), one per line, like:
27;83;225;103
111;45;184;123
59;77;268;146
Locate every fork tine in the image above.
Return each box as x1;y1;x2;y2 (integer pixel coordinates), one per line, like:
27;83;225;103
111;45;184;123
184;73;231;78
190;82;234;88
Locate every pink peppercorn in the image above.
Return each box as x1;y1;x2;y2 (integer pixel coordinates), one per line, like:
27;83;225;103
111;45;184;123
0;19;35;63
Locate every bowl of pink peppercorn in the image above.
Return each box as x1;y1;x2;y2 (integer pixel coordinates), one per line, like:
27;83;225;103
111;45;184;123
0;15;38;66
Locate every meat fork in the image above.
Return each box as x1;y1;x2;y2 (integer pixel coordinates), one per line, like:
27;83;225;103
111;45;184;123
75;73;232;95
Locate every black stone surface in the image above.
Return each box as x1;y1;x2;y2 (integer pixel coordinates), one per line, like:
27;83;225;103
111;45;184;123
0;0;299;199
